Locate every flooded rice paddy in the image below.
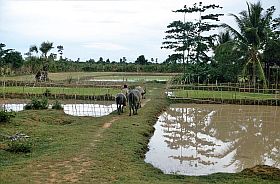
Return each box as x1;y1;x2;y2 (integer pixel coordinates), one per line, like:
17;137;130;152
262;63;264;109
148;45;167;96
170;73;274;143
145;104;280;176
0;101;117;117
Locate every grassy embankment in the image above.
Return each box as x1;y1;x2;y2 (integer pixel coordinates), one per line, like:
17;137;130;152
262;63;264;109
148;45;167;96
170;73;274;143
172;89;279;101
0;83;279;183
0;86;120;96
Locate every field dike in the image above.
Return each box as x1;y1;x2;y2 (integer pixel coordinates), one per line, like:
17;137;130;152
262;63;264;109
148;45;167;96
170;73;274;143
0;83;279;183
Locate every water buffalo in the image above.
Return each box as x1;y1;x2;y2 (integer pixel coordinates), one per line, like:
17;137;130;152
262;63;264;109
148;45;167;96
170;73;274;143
115;93;127;115
135;86;146;99
128;89;142;116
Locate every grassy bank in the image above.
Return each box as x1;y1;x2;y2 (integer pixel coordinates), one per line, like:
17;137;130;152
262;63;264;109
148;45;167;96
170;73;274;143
173;89;279;100
0;83;279;183
0;86;119;96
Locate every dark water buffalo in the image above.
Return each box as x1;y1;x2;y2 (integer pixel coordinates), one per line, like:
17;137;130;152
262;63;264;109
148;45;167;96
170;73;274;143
128;89;142;116
115;93;127;115
135;86;146;99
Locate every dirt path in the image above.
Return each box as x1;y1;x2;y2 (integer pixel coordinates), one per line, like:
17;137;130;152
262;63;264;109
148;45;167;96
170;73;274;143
30;98;151;183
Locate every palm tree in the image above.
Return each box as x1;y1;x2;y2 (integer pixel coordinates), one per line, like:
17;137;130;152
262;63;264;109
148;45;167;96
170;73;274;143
217;31;232;45
222;1;275;88
39;41;54;58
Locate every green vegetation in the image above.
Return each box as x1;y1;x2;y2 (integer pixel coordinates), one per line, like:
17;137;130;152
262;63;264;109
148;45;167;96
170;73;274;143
51;100;63;110
173;89;279;100
0;83;279;183
0;86;119;96
0;110;15;124
24;98;48;110
5;140;32;153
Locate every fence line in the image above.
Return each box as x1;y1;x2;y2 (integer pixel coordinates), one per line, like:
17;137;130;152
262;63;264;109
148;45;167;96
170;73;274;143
167;82;280;106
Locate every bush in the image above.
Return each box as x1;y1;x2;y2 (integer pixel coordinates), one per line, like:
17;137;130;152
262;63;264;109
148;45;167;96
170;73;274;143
24;98;48;110
43;88;51;97
6;140;32;153
0;110;15;124
52;100;63;110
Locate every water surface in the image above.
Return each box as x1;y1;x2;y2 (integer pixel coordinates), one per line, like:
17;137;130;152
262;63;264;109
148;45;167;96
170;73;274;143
145;104;280;176
0;102;117;117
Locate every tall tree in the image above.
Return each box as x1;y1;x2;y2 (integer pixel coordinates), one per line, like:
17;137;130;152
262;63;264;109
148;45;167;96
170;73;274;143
162;21;196;66
39;41;54;58
175;2;223;64
222;1;277;87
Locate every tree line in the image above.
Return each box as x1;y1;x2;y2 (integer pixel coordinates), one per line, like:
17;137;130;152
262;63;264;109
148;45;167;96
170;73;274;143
0;1;279;85
162;1;280;87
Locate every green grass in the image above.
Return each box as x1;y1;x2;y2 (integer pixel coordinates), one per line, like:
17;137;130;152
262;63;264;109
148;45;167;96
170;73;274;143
0;83;279;183
0;86;120;96
173;89;279;100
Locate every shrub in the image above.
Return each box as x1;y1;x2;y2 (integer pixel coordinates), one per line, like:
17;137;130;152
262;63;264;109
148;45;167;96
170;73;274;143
0;110;15;124
6;140;32;153
52;100;63;110
43;88;51;97
24;98;48;110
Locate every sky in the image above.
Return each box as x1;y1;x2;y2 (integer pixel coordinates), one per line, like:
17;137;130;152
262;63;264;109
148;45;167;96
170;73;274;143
0;0;279;63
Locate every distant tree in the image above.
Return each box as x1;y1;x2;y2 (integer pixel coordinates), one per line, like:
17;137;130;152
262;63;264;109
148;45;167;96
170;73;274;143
29;45;38;56
57;45;64;60
39;41;54;58
0;43;12;66
87;58;95;63
106;58;110;63
49;53;57;60
98;57;104;63
4;51;24;69
123;57;127;63
135;55;148;65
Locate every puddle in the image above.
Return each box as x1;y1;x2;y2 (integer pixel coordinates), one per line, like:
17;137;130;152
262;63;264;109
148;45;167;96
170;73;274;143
88;79;168;82
0;102;117;117
145;104;280;176
88;79;136;82
63;103;117;117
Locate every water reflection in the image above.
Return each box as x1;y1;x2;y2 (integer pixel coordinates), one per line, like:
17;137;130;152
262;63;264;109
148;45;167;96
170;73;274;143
0;102;117;117
145;104;280;176
63;103;117;117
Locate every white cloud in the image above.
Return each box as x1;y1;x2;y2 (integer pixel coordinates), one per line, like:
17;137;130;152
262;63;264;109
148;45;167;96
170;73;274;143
83;42;129;51
1;0;279;62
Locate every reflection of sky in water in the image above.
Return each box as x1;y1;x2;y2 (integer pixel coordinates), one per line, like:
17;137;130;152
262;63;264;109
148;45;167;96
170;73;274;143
63;104;117;117
0;103;117;117
145;104;280;176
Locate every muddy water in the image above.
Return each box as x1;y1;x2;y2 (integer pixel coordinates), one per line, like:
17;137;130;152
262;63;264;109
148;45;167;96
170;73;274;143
0;101;117;117
145;104;280;176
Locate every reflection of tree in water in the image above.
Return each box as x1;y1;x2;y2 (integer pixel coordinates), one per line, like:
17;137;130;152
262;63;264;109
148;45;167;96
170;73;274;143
161;105;280;171
213;106;280;171
161;106;222;166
